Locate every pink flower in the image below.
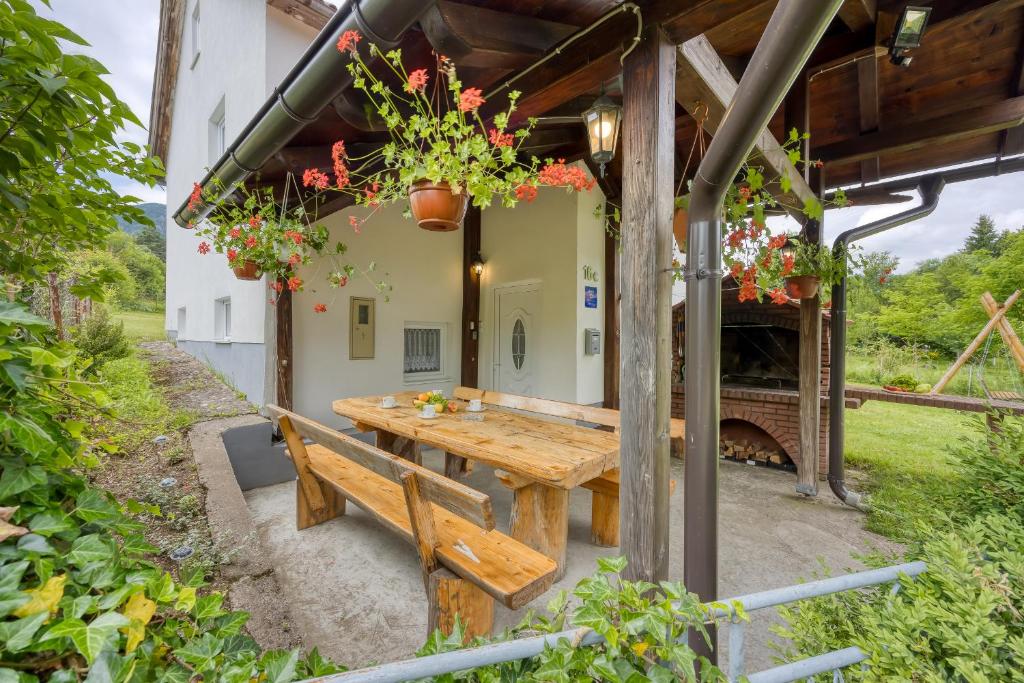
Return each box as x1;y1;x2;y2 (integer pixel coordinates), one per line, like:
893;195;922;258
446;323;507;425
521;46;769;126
229;227;241;239
302;168;329;190
336;30;361;55
197;241;210;255
405;68;429;93
488;128;514;147
313;303;327;314
458;87;485;112
288;252;301;266
349;215;361;234
245;235;257;248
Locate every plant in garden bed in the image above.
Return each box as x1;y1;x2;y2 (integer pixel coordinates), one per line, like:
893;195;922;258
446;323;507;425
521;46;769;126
420;556;738;681
188;178;389;312
297;32;596;232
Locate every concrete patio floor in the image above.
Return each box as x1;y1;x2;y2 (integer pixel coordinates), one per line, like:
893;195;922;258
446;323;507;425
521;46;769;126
243;450;901;672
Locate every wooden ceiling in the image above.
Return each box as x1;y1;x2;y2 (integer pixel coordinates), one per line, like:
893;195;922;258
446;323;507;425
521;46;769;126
254;0;1024;210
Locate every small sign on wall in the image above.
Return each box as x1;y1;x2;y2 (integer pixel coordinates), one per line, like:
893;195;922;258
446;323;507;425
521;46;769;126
584;286;598;309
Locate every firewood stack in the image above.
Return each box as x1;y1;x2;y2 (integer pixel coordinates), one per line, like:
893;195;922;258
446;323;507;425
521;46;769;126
719;438;789;467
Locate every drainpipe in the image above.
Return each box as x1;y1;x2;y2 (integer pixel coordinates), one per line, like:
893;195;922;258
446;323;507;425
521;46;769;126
172;0;434;227
828;176;944;509
684;0;843;659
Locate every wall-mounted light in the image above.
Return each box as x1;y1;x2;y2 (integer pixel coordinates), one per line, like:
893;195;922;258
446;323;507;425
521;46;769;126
889;5;931;67
582;91;622;178
471;253;485;276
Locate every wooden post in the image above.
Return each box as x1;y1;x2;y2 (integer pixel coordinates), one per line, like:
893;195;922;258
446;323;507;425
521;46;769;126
461;206;482;388
981;291;1024;372
797;294;822;494
620;25;674;583
276;282;293;410
603;225;620;409
933;290;1022;394
280;415;346;529
47;272;64;340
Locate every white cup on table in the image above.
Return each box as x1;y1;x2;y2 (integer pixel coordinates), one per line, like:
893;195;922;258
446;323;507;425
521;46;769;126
381;395;397;408
421;403;437;418
469;398;482;412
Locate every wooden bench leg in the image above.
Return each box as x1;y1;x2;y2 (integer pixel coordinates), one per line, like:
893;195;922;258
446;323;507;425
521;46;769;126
509;481;569;581
590;490;619;547
377;430;421;465
444;453;470;479
427;568;494;641
296;480;346;530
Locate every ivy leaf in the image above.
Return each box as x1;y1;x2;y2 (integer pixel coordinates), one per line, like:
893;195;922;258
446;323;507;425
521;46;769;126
174;632;224;672
73;489;121;524
0;561;30;592
0;462;48;501
260;649;299;683
0;591;30;618
596;556;628;574
13;574;66;618
173;586;197;612
0;611;49;652
67;534;114;566
41;612;129;664
16;533;55;555
27;510;74;537
0;303;49;328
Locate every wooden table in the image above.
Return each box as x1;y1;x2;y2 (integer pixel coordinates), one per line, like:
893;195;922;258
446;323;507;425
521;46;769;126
333;392;619;576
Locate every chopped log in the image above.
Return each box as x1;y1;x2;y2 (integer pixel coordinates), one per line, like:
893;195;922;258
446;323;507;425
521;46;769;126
427;567;494;642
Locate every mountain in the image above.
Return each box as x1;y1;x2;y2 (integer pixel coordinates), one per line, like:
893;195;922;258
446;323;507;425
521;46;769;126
117;203;166;235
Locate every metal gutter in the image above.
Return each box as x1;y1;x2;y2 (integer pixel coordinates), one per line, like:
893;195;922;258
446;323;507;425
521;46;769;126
172;0;434;227
828;177;944;508
683;0;843;660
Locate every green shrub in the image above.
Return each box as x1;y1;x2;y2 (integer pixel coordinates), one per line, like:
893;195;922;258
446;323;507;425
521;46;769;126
72;306;131;373
952;414;1024;524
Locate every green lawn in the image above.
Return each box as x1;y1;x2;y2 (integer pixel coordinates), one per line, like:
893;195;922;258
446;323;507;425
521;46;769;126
843;399;979;541
113;309;166;342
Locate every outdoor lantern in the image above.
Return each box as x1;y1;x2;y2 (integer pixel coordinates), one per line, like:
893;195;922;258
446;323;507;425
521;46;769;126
889;5;931;66
780;237;798;262
471;253;485;276
582;93;621;177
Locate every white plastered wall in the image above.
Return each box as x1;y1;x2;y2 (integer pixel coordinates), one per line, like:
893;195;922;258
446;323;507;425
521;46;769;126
290;205;464;428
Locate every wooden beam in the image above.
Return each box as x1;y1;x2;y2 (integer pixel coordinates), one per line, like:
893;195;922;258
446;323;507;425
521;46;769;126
603;224;620;410
420;1;575;69
675;35;817;216
838;0;877;31
276;283;293;410
857;55;881;183
932;290;1022;394
619;25;674;584
266;0;334;30
981;292;1024;372
797;295;821;494
818;95;1024;165
461;206;481;387
1001;9;1024;157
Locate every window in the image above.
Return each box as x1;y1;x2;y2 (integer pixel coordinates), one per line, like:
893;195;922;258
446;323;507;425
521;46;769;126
190;2;201;67
215;297;231;341
404;323;447;382
208;97;225;164
177;307;187;339
512;318;526;370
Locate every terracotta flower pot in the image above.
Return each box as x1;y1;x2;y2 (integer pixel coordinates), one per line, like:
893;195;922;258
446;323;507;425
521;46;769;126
408;180;469;232
232;260;262;281
784;274;820;300
672;207;688;248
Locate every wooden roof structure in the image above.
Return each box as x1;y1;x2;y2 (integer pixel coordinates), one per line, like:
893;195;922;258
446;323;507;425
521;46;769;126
215;0;1024;215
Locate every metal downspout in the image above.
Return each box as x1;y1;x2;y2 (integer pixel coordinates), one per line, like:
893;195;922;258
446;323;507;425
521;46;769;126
172;0;434;227
828;176;944;509
684;0;843;660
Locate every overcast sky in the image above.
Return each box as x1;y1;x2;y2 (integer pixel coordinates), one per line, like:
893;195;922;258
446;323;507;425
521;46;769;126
39;1;1024;270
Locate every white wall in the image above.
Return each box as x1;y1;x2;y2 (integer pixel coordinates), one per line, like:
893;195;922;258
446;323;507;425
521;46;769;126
479;181;606;404
265;6;318;93
291;205;464;427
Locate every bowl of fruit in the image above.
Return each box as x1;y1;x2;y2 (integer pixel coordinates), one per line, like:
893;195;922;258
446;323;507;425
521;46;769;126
413;390;457;415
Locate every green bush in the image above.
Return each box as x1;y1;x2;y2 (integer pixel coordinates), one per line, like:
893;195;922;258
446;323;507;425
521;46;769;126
952;414;1024;524
72;307;131;373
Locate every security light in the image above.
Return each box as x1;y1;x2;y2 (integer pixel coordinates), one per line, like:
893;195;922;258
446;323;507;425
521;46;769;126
889;5;931;66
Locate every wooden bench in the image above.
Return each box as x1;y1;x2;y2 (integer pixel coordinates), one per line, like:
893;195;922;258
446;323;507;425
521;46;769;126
267;405;558;639
453;387;682;548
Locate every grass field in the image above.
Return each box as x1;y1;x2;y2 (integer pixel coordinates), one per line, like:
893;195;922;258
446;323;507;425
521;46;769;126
113;310;166;342
843;399;979;541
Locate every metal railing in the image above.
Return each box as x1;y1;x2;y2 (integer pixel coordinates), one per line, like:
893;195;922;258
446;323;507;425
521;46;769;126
301;560;926;683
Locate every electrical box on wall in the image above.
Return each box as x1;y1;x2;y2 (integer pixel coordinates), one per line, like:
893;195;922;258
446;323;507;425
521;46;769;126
584;328;600;355
349;297;375;359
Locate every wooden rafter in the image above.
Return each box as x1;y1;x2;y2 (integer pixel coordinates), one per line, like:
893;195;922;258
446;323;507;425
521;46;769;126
818;95;1024;165
675;35;817;219
838;0;877;31
857;55;880;183
1001;8;1024;157
266;0;334;30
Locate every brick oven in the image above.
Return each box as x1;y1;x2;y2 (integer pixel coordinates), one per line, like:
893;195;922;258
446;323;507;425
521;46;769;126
671;277;830;477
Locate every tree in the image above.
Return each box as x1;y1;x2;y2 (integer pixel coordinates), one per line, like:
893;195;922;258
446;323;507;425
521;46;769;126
962;215;1006;255
134;222;166;261
0;0;162;295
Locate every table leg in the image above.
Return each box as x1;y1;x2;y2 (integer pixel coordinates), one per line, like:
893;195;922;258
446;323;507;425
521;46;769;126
509;481;569;580
444;453;470;479
376;430;421;465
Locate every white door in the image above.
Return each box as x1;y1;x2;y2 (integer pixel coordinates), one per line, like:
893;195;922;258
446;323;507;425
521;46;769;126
494;284;540;395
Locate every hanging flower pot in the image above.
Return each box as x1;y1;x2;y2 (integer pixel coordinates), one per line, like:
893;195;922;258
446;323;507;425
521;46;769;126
784;274;820;300
672;207;688;249
232;260;262;281
407;180;468;232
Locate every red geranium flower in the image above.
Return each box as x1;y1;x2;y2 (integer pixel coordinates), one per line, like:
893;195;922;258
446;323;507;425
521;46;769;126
336;30;361;55
269;280;284;293
288;253;301;266
283;230;303;245
405;68;429;93
313;303;327;314
489;128;514;147
227;248;238;263
514;183;537;203
768;234;787;250
287;276;302;292
331;140;350;189
188;182;202;211
197;241;210;255
537;160;595;191
769;288;789;305
245;235;257;249
879;276;888;284
229;227;242;240
348;215;361;234
782;254;795;276
249;214;261;229
738;269;758;303
364;181;380;207
458;87;485;112
729;262;743;279
302;168;329;190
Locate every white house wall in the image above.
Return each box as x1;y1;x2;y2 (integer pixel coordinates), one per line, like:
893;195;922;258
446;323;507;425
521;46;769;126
163;2;316;402
575;188;606;405
479;183;606;404
291;205;464;428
